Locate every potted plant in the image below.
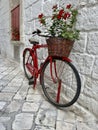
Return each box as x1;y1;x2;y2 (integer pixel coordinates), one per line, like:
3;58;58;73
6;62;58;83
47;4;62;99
38;4;79;57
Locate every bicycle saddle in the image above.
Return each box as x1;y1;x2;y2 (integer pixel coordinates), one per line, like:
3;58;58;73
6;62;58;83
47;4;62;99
29;38;39;45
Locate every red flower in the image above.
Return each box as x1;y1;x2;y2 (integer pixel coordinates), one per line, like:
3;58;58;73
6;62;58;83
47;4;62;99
63;12;70;19
57;14;62;20
52;4;57;9
59;9;64;16
38;13;44;19
66;12;71;18
56;9;64;20
66;4;71;9
63;13;67;20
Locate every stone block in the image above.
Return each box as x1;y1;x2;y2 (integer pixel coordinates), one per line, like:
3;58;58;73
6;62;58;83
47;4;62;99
24;0;40;8
91;99;98;117
72;32;87;53
26;94;44;102
0;102;6;110
34;125;55;130
56;121;74;130
35;108;57;127
0;117;11;123
30;0;42;19
0;123;6;130
0;93;15;101
25;7;33;21
40;101;56;110
4;84;20;93
12;113;34;130
57;109;75;122
92;57;98;79
43;0;58;16
76;122;95;130
14;85;29;100
78;93;92;111
24;21;33;35
59;0;79;7
84;76;98;99
70;54;94;75
22;102;40;112
88;0;98;5
6;101;21;113
79;0;87;6
42;2;52;16
78;92;98;117
87;32;98;55
77;6;98;30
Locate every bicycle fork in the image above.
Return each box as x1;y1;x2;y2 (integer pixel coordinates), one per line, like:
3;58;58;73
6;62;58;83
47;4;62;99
50;57;62;103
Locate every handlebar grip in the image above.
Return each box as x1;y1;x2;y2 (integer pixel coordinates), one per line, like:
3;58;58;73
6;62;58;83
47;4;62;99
32;31;37;34
32;29;50;37
32;29;41;34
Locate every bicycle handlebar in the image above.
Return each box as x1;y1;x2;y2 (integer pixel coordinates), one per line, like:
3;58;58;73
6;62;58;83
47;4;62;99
32;29;51;38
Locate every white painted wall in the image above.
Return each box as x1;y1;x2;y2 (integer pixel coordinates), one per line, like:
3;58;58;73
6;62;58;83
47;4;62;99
0;0;25;66
0;0;13;58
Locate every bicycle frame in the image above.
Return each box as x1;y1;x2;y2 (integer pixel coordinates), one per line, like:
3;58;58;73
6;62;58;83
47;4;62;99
23;44;47;74
23;43;72;89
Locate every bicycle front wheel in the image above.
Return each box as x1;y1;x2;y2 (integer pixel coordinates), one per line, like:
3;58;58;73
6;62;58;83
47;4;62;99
41;57;81;107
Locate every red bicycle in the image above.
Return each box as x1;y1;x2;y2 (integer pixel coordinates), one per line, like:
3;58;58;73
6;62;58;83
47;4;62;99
23;30;81;107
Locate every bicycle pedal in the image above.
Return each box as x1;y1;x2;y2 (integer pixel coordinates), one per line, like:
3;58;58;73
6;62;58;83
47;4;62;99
28;80;34;85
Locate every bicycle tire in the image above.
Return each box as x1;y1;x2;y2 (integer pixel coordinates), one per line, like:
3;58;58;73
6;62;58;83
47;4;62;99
40;57;81;107
23;49;33;80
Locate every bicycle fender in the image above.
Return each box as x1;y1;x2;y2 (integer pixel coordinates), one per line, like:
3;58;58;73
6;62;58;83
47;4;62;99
48;56;72;63
62;57;72;62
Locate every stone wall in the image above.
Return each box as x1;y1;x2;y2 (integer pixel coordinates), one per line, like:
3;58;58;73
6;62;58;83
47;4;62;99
0;0;13;58
72;1;98;117
23;0;98;117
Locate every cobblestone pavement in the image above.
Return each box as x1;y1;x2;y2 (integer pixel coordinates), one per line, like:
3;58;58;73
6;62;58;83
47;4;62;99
0;55;98;130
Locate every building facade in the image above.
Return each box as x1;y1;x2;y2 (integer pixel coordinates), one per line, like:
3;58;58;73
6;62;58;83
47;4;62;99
0;0;98;118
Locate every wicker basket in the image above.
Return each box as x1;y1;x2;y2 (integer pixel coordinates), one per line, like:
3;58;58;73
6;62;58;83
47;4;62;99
46;37;74;57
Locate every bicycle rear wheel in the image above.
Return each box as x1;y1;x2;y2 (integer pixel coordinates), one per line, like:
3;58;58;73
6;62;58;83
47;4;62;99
41;57;81;107
23;49;33;80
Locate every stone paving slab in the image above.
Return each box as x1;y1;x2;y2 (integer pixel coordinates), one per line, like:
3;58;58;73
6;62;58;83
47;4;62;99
0;102;6;110
34;125;55;130
12;113;34;130
0;123;6;130
0;92;15;101
35;108;57;127
0;55;98;130
22;102;40;112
